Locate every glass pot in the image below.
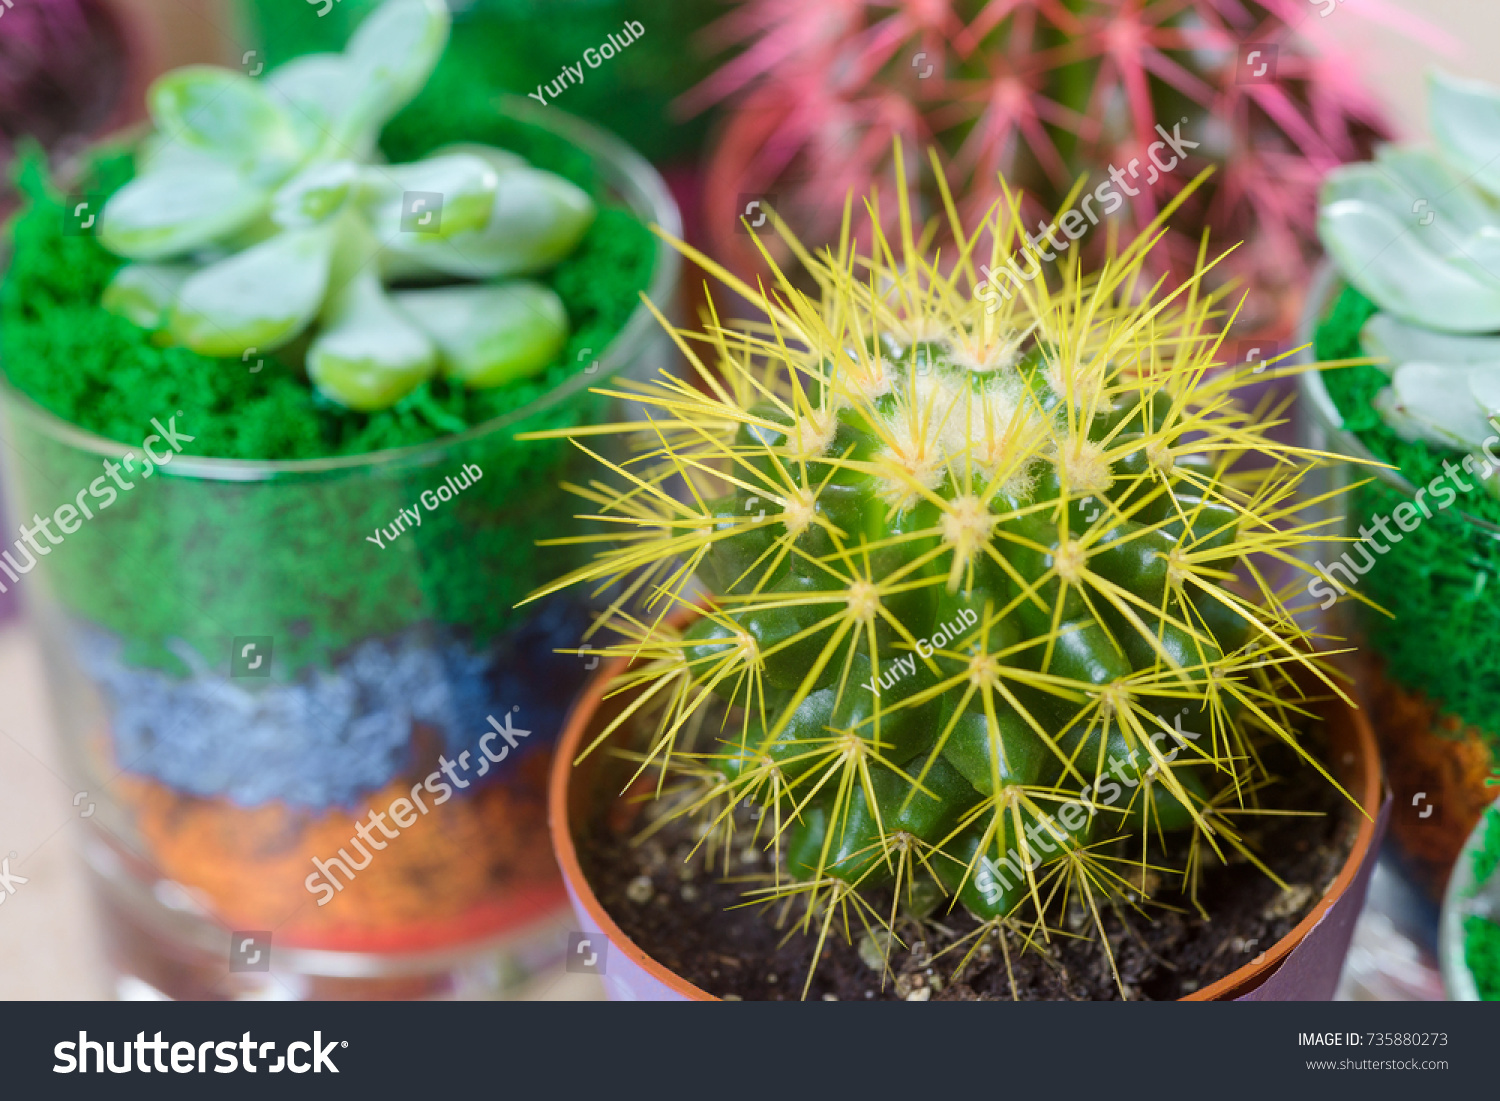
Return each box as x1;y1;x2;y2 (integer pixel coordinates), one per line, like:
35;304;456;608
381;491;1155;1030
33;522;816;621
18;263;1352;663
1439;797;1500;1000
1298;263;1499;904
0;99;681;999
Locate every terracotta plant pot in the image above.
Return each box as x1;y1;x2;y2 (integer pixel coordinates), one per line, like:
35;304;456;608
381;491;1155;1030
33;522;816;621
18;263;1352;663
550;641;1389;1002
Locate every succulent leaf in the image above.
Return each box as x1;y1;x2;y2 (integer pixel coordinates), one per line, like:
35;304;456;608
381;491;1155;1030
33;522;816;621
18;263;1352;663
263;54;368;158
307;271;438;410
1372;146;1496;230
1430;70;1500;200
1362;314;1500;373
101;263;194;331
1469;373;1500;423
147;66;306;184
1461;226;1500;279
98;163;268;260
341;0;451;141
1373;363;1495;449
432;142;527;175
363;154;500;241
1318;196;1500;332
272;161;363;229
393;283;567;388
136;131;235;176
380;165;594;279
168;225;335;356
1320;70;1500;458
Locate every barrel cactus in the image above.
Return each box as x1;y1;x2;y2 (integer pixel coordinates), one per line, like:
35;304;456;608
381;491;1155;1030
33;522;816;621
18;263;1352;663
536;154;1352;995
95;0;594;411
1319;71;1500;463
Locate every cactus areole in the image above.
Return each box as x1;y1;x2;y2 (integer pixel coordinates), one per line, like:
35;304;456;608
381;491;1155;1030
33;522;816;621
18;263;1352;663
531;152;1358;995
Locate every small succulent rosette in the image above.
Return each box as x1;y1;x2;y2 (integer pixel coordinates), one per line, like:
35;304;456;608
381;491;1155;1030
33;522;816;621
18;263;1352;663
1319;72;1500;453
98;0;593;411
1309;71;1500;898
0;0;678;982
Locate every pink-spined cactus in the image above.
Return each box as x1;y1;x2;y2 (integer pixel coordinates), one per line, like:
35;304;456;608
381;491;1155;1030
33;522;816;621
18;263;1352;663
689;0;1427;325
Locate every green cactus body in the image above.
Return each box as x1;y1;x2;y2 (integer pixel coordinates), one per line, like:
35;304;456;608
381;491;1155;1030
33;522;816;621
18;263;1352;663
676;345;1240;886
534;162;1350;992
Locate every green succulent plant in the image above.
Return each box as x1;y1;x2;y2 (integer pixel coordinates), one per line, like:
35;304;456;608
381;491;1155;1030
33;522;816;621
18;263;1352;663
531;157;1355;996
1319;72;1500;462
96;0;595;411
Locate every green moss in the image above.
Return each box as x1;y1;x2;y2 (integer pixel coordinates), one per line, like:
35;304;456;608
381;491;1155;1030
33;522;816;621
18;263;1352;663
1464;915;1500;1000
1;143;653;461
1464;808;1500;1000
1472;806;1500;892
0;106;659;676
1313;285;1500;750
1318;287;1500;525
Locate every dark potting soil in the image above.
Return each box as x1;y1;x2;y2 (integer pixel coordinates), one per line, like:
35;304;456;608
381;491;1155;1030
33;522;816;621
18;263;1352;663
580;732;1358;1001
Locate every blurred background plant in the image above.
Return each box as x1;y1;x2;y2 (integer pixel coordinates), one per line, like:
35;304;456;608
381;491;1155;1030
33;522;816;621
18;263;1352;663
239;0;718;168
1318;71;1500;455
0;0;138;214
686;0;1437;332
1309;69;1500;909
